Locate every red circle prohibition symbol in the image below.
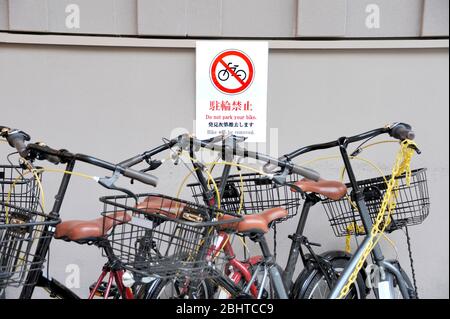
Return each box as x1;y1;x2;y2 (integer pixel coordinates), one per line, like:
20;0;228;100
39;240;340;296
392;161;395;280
210;50;254;95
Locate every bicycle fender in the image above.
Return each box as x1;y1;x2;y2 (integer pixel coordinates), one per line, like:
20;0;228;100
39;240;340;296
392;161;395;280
290;267;319;299
320;250;370;295
291;250;370;298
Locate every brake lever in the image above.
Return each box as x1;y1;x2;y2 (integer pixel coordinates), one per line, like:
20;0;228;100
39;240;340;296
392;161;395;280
99;170;138;203
144;158;163;171
270;170;306;198
285;182;306;198
262;162;281;174
271;167;289;185
409;144;422;154
129;159;163;184
352;140;422;157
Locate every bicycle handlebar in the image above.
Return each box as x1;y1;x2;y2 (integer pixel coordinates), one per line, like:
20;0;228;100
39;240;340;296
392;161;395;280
122;167;159;187
30;144;159;187
290;163;321;180
389;122;415;140
118;140;177;169
172;123;415;180
1;126;30;157
0;126;159;187
285;122;416;159
175;134;321;181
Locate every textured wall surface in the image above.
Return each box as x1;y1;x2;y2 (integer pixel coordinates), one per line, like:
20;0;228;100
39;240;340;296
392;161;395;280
0;0;448;37
0;42;448;298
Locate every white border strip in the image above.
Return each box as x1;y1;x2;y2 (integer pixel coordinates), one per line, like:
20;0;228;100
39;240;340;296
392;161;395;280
0;32;448;49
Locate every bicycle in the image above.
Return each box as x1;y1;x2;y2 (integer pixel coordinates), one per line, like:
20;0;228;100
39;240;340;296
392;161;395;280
218;62;247;82
1;123;427;299
100;193;246;299
1;164;59;297
137;123;427;299
130;133;365;299
0;126;162;299
281;122;427;299
191;173;368;299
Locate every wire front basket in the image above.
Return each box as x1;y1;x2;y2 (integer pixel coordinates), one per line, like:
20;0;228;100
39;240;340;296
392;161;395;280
1;165;58;290
1;203;59;290
322;168;430;237
101;194;241;281
1;165;42;214
188;173;303;222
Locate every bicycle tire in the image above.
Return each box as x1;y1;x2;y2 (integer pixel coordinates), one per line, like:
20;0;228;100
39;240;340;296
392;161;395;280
293;257;366;299
235;70;247;81
136;277;215;299
218;70;229;81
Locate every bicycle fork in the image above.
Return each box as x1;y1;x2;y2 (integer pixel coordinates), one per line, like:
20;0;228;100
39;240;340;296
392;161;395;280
328;192;411;299
328;141;412;299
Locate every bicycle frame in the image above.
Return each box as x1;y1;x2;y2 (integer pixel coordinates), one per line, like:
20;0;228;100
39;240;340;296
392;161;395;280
285;131;414;299
45;126;410;300
88;260;134;299
19;160;76;299
17;150;150;299
206;230;289;299
186;141;342;299
202;193;339;299
329;143;411;299
192;127;415;299
35;252;134;299
207;231;260;298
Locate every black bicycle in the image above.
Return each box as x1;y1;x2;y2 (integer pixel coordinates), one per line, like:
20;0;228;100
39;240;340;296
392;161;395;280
218;62;247;82
1;123;428;299
282;123;427;299
0;126;161;299
129;133;364;299
136;123;428;299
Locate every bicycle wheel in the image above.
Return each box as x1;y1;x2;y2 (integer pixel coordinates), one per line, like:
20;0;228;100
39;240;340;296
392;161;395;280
236;70;247;81
219;262;286;299
218;69;229;81
293;257;366;299
136;277;215;299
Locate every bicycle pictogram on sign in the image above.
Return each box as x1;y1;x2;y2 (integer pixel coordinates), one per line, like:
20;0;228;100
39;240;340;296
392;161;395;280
210;50;255;95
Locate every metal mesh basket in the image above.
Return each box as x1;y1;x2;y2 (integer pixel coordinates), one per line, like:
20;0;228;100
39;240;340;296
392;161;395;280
1;203;59;289
1;165;42;214
188;173;303;222
100;194;241;280
321;168;430;237
1;166;59;289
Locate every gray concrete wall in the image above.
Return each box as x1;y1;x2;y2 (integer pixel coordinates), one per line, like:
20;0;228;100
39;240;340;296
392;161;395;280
0;41;448;298
1;0;449;37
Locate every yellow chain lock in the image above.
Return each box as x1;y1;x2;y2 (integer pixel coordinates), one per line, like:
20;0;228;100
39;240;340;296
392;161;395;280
337;139;417;299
